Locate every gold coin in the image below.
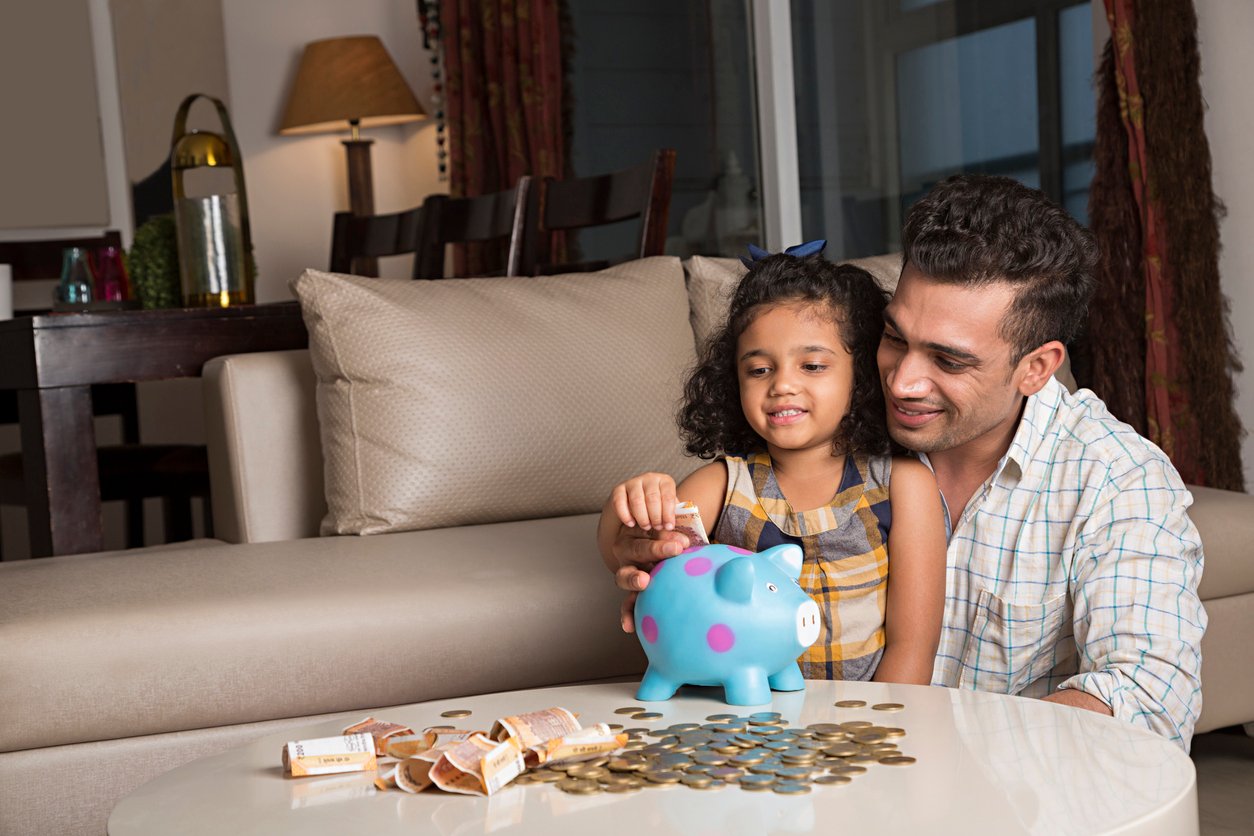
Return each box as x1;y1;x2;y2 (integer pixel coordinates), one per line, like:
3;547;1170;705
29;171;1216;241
513;774;537;785
605;781;642;793
608;723;624;731
842;720;874;730
557;778;601;794
749;712;783;721
739;774;775;790
731;751;767;766
829;765;868;776
807;723;844;736
644;770;683;783
775;766;814;780
608;758;645;772
710;767;744;781
834;699;867;708
815;774;852;785
688;780;723;790
872;703;905;712
879;755;917;766
706;713;738;722
822;743;858;757
440;709;472;718
681;774;714;788
848;754;880;764
531;770;563;782
615;706;647;715
567;765;609;780
772;781;811;795
425;724;456;730
883;727;907;738
853;731;887;745
633;711;664;720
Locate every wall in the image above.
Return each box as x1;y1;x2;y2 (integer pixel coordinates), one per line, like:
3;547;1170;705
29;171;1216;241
1196;0;1254;488
220;0;444;296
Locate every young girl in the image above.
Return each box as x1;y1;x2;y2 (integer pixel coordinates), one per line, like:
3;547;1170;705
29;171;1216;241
598;251;947;684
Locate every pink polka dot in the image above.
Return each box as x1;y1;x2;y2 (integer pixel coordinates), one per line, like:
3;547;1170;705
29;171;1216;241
684;556;713;576
641;616;659;644
706;623;735;653
728;546;752;555
679;545;705;555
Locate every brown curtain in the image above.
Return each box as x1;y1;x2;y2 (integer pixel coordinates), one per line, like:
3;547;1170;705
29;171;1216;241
441;0;566;275
1088;0;1243;490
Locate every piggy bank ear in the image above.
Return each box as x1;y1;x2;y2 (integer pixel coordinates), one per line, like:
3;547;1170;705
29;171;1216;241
714;557;756;603
761;544;803;582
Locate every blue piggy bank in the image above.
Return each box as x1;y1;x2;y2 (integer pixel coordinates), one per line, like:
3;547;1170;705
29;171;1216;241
634;543;820;706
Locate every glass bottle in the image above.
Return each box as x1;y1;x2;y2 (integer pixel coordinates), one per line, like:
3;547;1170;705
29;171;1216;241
58;247;94;305
92;246;130;302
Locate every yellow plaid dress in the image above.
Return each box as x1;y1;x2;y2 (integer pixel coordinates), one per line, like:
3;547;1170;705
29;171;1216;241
713;451;892;681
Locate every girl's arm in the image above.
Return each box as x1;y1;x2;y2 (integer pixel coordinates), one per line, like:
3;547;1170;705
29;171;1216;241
873;456;947;685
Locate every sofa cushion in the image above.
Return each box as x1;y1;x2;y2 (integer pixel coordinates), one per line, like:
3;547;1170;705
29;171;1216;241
0;515;644;754
1191;485;1254;600
291;256;698;535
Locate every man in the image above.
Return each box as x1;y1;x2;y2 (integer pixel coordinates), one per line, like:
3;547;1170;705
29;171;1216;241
600;174;1206;749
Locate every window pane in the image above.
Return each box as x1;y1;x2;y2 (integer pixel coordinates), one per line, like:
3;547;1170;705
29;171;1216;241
896;19;1040;210
1060;3;1096;223
566;0;761;260
791;2;1093;260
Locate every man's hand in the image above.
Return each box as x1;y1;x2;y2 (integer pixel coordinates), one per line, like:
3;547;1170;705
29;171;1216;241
1042;689;1113;716
610;526;689;633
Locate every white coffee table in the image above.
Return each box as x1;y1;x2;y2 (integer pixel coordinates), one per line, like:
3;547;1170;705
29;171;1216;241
108;680;1197;835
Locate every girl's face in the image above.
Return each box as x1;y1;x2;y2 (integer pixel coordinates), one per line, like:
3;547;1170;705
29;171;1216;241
736;301;854;457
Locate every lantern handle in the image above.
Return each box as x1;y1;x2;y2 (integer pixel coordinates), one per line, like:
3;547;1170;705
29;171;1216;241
169;94;255;287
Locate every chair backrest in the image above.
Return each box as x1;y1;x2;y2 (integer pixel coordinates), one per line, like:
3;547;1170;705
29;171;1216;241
329;205;426;278
523;148;676;275
414;176;533;279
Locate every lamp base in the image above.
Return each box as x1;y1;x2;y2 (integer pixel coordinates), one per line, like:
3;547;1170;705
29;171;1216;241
342;138;377;275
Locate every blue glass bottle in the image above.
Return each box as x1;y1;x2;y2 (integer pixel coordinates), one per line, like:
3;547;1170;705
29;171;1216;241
58;247;94;305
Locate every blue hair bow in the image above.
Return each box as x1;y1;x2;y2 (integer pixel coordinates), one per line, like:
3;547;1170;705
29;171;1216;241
740;239;827;268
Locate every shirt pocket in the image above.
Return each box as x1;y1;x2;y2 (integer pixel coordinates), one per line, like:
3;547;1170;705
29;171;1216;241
959;588;1070;695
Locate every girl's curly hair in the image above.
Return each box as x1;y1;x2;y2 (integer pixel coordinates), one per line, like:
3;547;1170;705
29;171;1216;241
679;253;893;460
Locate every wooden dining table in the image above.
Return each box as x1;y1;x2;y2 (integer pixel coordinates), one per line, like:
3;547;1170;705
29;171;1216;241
0;303;307;557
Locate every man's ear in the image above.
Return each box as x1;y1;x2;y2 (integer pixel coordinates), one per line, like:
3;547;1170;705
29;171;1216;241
1015;340;1066;396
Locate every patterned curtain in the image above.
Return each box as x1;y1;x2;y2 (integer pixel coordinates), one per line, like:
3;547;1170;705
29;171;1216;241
440;0;566;275
1088;0;1243;490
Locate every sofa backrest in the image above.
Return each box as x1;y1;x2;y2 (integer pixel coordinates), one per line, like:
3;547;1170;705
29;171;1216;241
204;252;1074;544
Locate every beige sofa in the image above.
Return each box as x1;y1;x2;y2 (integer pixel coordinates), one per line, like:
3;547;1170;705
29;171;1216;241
1;255;1250;836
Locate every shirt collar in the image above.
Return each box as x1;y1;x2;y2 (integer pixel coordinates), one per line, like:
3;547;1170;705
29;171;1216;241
998;375;1066;486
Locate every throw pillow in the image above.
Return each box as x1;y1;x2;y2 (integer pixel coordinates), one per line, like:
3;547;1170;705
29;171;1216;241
292;257;699;535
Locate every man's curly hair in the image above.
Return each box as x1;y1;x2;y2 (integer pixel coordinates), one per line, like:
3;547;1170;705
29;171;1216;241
679;253;892;460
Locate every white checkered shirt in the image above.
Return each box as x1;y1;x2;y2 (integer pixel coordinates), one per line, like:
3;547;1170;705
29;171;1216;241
928;377;1206;750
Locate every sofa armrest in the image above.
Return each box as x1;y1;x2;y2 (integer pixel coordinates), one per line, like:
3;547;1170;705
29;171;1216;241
204;350;326;543
1189;484;1254;601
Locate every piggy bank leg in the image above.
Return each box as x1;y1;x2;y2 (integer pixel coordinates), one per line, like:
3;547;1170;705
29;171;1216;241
767;661;805;692
636;667;680;701
722;668;771;706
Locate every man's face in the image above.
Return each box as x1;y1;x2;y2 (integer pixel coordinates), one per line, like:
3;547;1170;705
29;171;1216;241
877;265;1026;457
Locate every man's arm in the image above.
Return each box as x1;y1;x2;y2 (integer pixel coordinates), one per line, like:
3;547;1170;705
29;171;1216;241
1058;456;1206;748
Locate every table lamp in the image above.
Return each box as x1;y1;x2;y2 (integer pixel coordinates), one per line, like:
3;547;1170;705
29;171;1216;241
279;35;426;219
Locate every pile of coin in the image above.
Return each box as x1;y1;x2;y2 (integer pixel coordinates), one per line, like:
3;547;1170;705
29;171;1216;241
514;705;915;796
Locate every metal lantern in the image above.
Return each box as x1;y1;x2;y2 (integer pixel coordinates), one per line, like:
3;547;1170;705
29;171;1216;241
170;94;255;307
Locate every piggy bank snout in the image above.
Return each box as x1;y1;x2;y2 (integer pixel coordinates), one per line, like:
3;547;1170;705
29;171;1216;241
796;598;821;647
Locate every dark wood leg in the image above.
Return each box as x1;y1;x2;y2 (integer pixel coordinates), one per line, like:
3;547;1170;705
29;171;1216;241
19;387;103;557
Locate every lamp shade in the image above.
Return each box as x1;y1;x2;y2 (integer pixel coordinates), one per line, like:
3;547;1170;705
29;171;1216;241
279;35;425;135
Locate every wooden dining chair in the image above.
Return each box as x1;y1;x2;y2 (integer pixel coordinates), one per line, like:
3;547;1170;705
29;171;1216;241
521;148;676;275
413;176;533;279
328;178;533;280
329;204;426;278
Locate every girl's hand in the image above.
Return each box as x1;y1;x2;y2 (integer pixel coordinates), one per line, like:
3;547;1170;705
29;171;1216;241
610;472;679;531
